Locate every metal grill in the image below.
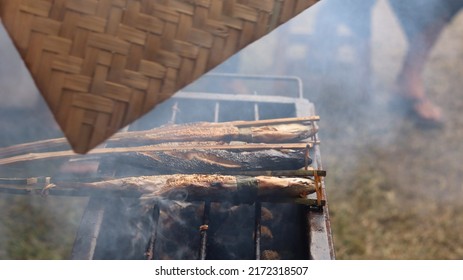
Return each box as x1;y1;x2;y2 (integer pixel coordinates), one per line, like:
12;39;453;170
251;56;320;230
70;73;335;260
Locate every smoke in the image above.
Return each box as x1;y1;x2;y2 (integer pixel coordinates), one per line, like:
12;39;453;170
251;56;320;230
1;0;463;259
208;0;463;259
0;22;84;259
0;23;63;148
253;0;463;259
0;24;39;108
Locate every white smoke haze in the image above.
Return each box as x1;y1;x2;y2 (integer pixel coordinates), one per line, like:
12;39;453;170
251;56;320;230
1;0;463;259
235;0;463;259
0;24;39;108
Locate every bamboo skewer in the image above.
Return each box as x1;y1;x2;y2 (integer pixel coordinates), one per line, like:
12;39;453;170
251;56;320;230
0;174;317;205
0;117;319;158
228;116;320;127
221;169;327;177
0;143;315;166
0;138;70;159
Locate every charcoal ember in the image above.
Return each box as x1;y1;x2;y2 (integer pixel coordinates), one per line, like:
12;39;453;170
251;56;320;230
261;207;274;221
153;202;202;260
261;250;281;260
261;226;274;240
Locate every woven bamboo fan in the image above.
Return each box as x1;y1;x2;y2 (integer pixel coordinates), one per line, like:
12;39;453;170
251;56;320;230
0;0;319;154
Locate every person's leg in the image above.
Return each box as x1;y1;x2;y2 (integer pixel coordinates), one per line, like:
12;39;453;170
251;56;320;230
389;0;463;124
396;17;448;122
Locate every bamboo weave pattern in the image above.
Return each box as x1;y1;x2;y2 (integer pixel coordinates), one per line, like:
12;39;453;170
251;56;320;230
0;0;318;153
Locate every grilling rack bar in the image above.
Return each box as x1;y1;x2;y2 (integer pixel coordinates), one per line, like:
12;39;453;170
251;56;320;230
135;168;327;260
144;205;160;260
199;201;211;260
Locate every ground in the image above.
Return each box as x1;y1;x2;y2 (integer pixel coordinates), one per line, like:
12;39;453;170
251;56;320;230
295;1;463;259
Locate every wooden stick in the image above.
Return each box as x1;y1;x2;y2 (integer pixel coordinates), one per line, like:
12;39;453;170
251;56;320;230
0;116;319;158
0;175;316;204
0;143;313;166
0;138;69;158
229;116;320;127
219;169;327;177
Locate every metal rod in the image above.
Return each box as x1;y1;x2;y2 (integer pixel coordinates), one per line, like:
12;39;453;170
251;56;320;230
312;133;322;170
193;73;305;99
70;196;106;259
0;176;50;185
230;116;320;127
304;144;311;170
214;102;220;123
253;93;261;260
254;202;262;260
253;91;260;121
145;204;161;260
174;91;306;104
170;102;179;124
199;201;211;260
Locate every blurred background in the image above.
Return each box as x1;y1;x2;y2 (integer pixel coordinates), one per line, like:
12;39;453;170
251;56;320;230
1;0;463;259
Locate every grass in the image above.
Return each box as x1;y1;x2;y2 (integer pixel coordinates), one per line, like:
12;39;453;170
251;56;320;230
0;195;86;259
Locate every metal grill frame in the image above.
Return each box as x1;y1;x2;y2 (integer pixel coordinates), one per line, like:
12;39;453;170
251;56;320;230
70;73;335;260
